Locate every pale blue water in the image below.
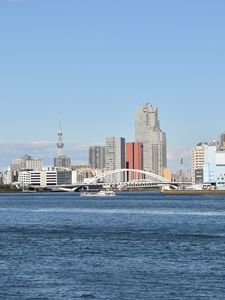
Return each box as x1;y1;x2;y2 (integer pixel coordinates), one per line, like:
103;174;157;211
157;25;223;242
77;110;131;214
1;191;225;299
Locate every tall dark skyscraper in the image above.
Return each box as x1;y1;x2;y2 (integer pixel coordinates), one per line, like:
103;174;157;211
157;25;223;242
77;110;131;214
135;103;167;176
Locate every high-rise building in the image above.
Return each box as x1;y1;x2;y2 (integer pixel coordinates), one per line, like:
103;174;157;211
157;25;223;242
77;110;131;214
10;155;43;172
53;121;71;169
192;142;208;184
89;146;106;169
24;156;43;171
126;142;143;181
54;156;71;169
220;132;225;150
135;103;167;176
105;137;125;170
126;142;143;170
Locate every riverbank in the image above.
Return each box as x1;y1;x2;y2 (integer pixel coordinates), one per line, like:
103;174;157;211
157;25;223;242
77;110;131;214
0;184;22;193
162;189;225;195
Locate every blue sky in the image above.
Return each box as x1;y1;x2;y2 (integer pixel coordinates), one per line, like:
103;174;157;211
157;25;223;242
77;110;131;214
0;0;225;170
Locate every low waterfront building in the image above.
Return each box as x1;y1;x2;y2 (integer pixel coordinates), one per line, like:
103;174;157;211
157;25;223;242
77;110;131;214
192;141;219;184
71;167;104;184
203;145;225;189
18;167;72;188
162;168;172;181
0;169;13;185
57;169;72;185
19;171;33;187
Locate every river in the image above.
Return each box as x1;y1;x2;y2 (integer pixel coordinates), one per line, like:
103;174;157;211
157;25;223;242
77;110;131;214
1;191;225;299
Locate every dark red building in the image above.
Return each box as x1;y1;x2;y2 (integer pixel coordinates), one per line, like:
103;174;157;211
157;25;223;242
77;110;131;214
126;142;143;180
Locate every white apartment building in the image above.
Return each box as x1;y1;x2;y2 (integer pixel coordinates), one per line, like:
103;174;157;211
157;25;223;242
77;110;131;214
10;155;43;172
203;145;225;189
19;171;46;187
0;169;13;185
26;158;43;171
105;137;126;183
192;142;208;184
18;167;71;187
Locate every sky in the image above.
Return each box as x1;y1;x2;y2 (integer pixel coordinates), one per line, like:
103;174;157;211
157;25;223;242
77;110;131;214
0;0;225;170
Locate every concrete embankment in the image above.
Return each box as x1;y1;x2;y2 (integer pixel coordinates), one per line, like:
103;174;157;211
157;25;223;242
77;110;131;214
162;189;225;195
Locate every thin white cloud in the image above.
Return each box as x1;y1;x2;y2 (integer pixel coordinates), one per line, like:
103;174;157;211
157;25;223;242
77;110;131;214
0;141;90;169
0;141;192;171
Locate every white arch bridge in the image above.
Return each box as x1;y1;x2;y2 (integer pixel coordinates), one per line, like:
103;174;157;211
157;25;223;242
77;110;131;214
43;169;190;192
86;168;169;185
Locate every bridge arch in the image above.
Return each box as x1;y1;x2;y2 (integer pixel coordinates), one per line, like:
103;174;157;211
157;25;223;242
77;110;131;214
87;169;169;184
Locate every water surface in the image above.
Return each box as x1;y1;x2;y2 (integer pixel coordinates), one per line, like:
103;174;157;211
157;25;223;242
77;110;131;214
1;191;225;299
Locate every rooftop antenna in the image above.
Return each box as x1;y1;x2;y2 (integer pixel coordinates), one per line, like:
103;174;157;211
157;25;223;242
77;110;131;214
58;112;62;131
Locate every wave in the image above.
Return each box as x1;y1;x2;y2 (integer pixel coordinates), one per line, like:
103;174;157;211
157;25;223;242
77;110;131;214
1;207;225;216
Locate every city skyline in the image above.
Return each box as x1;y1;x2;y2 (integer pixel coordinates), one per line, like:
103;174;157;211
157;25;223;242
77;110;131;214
1;114;224;172
0;103;190;170
0;0;225;170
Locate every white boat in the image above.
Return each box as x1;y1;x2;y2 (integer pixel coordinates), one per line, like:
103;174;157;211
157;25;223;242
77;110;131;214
80;189;115;197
